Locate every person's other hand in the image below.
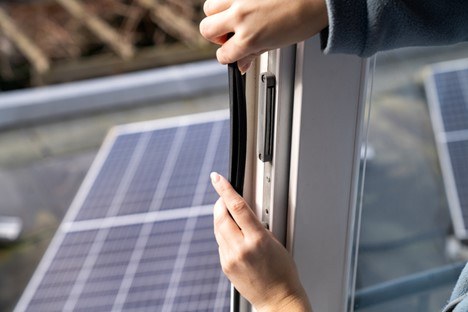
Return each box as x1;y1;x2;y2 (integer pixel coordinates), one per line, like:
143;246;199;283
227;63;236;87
199;0;328;73
210;172;312;312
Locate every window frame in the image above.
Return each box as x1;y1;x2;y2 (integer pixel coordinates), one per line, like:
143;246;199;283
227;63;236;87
243;36;370;312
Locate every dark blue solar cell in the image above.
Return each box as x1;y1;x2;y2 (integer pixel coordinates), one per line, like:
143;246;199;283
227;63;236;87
117;128;177;216
434;69;468;132
159;123;213;210
75;133;142;221
447;140;468;223
123;219;187;310
74;225;143;311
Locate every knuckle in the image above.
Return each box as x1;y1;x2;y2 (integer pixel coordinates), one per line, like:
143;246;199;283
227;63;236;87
199;19;212;39
238;30;257;51
230;198;246;214
250;232;268;250
231;36;251;61
222;236;268;275
230;2;247;23
214;213;228;229
241;235;264;257
203;0;210;15
222;257;237;275
199;19;207;36
237;248;249;263
242;234;269;258
237;244;254;263
221;264;232;275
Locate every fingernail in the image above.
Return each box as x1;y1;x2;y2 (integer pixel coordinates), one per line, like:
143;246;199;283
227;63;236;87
210;172;220;183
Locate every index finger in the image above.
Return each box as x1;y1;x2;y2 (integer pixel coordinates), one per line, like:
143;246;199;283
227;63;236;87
210;172;263;234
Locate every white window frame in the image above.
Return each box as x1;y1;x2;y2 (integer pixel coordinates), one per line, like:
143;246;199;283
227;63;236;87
243;36;370;312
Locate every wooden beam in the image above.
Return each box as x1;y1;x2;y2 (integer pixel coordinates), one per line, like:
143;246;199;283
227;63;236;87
0;7;50;74
137;0;206;47
41;43;216;85
56;0;135;59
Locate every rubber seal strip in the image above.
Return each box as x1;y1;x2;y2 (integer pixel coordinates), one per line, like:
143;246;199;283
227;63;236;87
227;61;247;312
228;62;247;196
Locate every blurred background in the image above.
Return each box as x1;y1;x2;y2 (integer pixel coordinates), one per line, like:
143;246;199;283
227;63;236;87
0;1;467;311
355;45;468;312
0;0;213;90
0;1;228;310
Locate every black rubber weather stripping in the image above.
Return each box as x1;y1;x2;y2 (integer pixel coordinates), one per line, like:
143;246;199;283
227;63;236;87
228;62;247;196
228;61;247;311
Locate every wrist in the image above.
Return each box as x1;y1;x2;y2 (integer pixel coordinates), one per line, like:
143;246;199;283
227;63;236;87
256;289;312;312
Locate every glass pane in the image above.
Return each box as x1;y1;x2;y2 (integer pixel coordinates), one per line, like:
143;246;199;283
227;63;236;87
352;43;468;312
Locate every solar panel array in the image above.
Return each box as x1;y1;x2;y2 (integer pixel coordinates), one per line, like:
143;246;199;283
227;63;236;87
15;111;231;312
426;60;468;239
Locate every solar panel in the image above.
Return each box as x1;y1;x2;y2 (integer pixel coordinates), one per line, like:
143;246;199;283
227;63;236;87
15;110;231;312
425;59;468;239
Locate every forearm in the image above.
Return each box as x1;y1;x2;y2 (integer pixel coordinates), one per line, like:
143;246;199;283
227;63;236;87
322;0;468;57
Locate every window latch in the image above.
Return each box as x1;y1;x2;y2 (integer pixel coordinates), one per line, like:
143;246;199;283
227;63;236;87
258;72;276;163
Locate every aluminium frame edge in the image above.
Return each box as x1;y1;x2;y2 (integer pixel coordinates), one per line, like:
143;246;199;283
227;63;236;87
287;37;369;312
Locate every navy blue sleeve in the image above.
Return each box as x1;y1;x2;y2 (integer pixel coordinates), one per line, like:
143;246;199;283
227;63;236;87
321;0;468;57
443;264;468;312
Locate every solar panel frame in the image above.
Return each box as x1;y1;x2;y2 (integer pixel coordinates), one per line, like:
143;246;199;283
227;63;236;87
15;110;230;312
425;59;468;239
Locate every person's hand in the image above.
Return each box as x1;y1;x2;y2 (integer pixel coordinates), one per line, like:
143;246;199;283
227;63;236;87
210;172;312;312
199;0;328;73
